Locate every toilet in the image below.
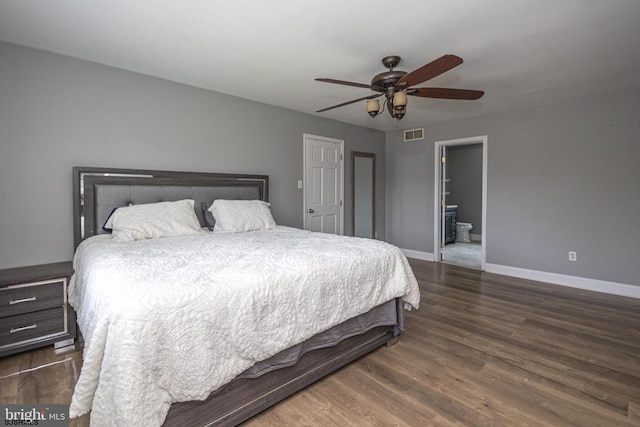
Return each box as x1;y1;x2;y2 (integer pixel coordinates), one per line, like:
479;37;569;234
456;222;473;243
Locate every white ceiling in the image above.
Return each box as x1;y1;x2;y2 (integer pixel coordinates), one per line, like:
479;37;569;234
1;0;639;131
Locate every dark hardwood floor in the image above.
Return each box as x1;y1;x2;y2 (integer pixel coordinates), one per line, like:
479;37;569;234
2;259;639;426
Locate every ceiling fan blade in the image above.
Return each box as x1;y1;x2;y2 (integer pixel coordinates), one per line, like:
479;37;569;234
315;78;371;89
409;87;484;100
396;54;463;88
316;94;382;113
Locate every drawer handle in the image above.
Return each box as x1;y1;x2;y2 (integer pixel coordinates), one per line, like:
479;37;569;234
10;324;37;333
9;296;37;305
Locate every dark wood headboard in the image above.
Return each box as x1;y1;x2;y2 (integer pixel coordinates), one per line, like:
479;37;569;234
73;167;269;248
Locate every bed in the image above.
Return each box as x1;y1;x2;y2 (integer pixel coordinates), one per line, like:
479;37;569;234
69;166;420;427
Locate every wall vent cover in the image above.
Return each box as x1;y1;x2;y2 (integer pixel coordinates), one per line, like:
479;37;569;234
404;128;424;141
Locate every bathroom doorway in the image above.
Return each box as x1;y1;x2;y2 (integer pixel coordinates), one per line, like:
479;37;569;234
434;136;487;270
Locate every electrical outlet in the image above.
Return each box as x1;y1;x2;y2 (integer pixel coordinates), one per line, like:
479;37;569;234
568;251;577;262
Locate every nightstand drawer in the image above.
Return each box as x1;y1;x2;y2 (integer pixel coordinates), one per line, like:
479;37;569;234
0;262;75;357
0;279;65;318
0;307;65;349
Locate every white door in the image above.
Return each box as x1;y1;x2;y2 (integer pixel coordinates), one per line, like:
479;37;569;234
303;134;344;234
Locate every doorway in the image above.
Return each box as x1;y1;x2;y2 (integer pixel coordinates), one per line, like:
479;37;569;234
434;135;487;270
303;134;344;234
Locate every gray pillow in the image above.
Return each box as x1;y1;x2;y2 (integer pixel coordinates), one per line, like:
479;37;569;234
201;201;216;231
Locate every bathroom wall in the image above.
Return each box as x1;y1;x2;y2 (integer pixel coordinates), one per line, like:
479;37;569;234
447;143;483;236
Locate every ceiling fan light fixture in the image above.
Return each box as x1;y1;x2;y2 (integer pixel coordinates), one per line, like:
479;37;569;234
393;91;408;111
392;104;406;120
316;54;483;122
366;99;380;117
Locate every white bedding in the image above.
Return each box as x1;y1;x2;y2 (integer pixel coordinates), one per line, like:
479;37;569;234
68;226;420;427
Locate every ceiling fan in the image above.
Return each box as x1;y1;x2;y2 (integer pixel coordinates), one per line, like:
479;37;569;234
315;54;484;120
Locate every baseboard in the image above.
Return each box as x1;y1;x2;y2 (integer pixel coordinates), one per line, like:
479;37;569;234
400;251;640;299
470;233;482;242
484;263;640;299
401;249;434;262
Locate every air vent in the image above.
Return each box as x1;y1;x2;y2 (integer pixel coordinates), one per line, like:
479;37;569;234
404;128;424;142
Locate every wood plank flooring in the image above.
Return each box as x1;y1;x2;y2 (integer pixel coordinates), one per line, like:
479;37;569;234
1;259;639;426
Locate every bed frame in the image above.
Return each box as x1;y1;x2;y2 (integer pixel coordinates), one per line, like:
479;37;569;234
72;166;403;426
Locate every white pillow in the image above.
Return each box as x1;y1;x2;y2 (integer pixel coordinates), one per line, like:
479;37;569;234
209;199;276;232
106;199;204;242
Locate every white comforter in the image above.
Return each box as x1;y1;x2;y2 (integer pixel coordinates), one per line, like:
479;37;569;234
68;226;420;426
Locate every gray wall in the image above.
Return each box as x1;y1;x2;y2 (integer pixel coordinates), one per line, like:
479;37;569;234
447;143;483;236
386;90;640;286
0;42;385;269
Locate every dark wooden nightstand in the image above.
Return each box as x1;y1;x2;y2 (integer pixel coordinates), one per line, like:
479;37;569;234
0;261;76;357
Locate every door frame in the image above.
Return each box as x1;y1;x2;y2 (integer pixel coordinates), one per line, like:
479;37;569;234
303;133;345;234
433;135;487;270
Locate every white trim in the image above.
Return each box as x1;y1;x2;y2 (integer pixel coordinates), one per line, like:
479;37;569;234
485;263;640;299
399;250;640;299
433;135;488;270
401;249;435;262
470;233;482;242
302;133;345;235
